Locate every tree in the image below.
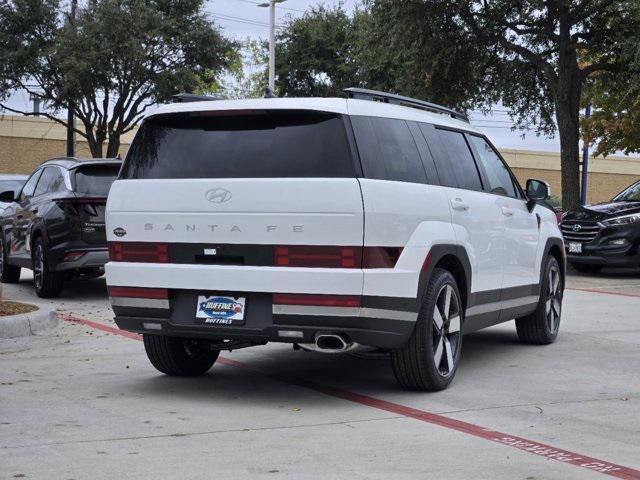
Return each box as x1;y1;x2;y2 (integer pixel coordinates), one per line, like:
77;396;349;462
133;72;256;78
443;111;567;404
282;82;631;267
275;5;360;97
0;0;238;158
582;32;640;156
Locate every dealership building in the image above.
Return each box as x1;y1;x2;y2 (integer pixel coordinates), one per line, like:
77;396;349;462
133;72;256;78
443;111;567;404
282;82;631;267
1;114;638;204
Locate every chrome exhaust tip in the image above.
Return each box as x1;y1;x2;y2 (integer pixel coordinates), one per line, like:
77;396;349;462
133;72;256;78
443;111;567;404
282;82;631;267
298;333;359;354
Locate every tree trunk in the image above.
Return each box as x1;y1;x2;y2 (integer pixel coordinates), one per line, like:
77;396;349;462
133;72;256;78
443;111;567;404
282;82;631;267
555;16;582;211
106;133;121;158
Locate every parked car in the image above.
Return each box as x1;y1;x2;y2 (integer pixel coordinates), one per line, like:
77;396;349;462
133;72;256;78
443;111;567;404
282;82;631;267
561;179;640;273
0;158;122;297
105;88;564;391
0;174;27;211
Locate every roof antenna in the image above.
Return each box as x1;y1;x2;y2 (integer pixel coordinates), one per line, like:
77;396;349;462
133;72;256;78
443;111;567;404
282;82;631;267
264;87;276;99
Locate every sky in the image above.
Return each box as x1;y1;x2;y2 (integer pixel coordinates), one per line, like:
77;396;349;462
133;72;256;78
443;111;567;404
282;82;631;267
2;0;576;153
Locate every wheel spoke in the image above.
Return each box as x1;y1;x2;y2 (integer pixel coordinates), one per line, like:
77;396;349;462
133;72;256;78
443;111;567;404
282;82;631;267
552;298;561;317
433;306;444;330
552;270;560;294
443;337;454;373
443;286;452;319
548;270;554;295
448;315;460;334
433;336;444;367
548;310;556;332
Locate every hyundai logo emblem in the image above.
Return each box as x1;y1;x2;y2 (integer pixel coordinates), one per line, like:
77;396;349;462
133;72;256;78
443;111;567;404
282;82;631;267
113;227;127;237
205;188;232;203
572;224;582;232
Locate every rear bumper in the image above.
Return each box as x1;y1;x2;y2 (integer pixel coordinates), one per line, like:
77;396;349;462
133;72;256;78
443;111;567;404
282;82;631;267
55;249;109;271
113;311;416;349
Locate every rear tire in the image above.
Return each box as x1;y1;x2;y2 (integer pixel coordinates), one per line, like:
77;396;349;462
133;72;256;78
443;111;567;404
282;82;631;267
570;262;602;274
391;268;463;391
516;256;563;345
143;334;219;376
32;238;64;298
0;237;20;283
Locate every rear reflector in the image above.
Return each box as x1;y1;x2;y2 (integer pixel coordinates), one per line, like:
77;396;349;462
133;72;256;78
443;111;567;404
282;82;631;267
273;293;361;307
274;246;362;268
109;242;169;263
108;286;168;299
63;251;87;262
363;247;403;268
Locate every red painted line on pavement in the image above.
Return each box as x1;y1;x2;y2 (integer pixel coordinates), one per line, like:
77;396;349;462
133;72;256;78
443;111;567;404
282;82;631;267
567;287;640;299
59;313;640;480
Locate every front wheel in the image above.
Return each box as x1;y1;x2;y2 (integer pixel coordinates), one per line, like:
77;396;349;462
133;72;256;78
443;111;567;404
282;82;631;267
32;238;64;298
143;335;220;376
391;268;463;391
516;256;563;345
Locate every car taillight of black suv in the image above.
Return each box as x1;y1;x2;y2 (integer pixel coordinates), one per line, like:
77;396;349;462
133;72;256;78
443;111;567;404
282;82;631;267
0;157;122;297
561;179;640;273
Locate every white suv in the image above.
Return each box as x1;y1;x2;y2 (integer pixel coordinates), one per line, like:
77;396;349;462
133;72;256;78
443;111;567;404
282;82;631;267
105;88;564;391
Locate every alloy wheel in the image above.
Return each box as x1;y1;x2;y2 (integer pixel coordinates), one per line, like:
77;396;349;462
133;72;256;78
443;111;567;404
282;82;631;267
546;265;562;334
33;244;44;290
432;284;461;376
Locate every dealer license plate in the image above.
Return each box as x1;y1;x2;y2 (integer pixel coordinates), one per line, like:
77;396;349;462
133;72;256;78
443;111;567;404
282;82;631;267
568;242;582;254
195;296;246;325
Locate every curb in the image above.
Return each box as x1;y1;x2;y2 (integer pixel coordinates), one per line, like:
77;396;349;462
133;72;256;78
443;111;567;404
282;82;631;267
0;306;59;339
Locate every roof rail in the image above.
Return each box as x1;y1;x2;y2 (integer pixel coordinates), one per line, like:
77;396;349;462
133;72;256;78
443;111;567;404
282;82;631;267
344;87;469;123
171;93;223;103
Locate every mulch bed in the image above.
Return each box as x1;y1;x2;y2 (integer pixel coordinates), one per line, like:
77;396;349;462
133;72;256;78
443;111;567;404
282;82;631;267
0;301;39;317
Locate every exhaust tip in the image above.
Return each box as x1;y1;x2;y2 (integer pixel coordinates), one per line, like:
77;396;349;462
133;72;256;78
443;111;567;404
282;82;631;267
316;334;348;351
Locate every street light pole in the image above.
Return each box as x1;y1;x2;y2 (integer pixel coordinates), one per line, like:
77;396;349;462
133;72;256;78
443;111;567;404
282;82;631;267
258;0;286;95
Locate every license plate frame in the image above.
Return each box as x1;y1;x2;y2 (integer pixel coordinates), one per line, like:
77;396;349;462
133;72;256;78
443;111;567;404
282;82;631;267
568;242;583;254
195;295;246;326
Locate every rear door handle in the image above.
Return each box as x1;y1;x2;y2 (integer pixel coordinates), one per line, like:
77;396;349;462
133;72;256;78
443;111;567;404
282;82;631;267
501;206;514;217
451;198;469;211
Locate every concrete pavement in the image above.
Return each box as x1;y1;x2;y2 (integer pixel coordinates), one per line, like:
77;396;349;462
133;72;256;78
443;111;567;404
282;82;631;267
0;269;639;479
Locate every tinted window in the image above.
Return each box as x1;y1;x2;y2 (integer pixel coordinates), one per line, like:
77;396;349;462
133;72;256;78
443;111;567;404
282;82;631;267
121;112;355;179
418;123;457;187
20;170;43;200
351;116;427;183
407;122;440;184
437;129;483;191
34;167;65;196
74;165;120;195
468;136;518;197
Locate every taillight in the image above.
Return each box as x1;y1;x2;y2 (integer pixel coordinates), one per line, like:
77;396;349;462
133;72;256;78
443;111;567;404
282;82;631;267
273;246;403;268
273;293;361;307
55;197;106;216
274;246;362;268
108;242;169;263
108;286;168;299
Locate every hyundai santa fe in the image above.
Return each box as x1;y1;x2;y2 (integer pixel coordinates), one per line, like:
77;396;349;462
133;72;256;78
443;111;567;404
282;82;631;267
105;88;565;391
0;158;121;297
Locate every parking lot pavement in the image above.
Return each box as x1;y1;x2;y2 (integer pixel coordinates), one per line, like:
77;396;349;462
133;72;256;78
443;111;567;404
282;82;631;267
1;272;639;480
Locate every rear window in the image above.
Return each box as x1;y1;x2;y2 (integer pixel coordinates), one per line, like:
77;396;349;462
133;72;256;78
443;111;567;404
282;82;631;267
120;111;355;179
74;165;120;196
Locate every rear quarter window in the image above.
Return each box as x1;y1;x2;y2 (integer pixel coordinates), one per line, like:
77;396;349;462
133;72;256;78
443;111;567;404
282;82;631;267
350;116;428;184
120;111;356;179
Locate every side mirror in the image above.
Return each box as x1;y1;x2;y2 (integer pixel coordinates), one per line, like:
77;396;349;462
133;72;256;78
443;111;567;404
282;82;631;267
526;179;550;212
0;190;16;203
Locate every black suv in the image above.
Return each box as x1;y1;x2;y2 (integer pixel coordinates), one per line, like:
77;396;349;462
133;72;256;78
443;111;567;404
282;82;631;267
561;179;640;273
0;158;121;297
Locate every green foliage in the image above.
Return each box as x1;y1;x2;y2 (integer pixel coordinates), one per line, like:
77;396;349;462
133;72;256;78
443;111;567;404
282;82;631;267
582;12;640;156
275;5;360;97
0;0;239;157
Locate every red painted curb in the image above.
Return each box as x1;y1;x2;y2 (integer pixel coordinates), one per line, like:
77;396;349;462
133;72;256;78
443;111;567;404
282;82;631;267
60;313;640;480
567;287;640;299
